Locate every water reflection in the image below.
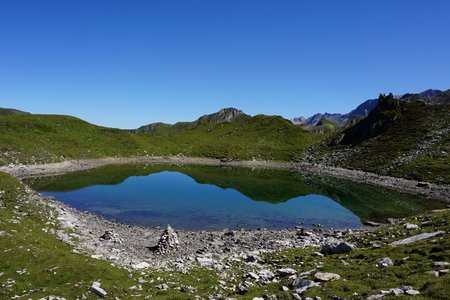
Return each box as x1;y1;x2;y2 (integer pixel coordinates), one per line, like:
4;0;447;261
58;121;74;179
27;164;444;230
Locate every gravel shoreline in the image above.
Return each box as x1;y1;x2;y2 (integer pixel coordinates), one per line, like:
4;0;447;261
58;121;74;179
48;195;358;270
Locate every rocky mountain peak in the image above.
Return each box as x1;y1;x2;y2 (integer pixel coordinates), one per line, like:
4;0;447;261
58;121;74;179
197;107;250;123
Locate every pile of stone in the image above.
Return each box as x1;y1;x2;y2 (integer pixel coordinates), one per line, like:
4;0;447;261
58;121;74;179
156;225;179;254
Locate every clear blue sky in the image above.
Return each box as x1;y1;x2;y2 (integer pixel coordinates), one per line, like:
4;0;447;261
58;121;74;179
1;0;449;128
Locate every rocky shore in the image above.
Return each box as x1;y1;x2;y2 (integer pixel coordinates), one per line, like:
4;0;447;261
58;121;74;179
1;156;449;202
48;195;361;271
3;179;448;299
1;160;449;299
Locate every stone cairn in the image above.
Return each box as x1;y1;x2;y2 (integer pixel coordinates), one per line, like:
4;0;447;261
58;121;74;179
156;225;179;254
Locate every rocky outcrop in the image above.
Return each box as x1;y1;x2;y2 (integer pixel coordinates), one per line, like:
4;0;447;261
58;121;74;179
196;107;250;123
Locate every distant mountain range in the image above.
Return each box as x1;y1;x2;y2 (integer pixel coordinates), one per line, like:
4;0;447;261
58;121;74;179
292;89;449;126
1;87;449;183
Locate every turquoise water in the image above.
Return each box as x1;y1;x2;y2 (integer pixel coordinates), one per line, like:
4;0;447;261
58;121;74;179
31;164;443;231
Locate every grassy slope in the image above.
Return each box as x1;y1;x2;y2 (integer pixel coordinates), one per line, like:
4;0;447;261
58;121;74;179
0;114;321;165
0;114;160;165
321;102;450;183
155;115;322;161
390;129;450;183
1;171;449;299
254;214;450;300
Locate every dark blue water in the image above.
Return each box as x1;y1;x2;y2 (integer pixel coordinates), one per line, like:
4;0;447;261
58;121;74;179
40;170;363;230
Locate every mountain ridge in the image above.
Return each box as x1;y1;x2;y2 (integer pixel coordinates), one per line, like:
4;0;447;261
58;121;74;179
0;107;30;116
132;107;250;135
293;88;449;126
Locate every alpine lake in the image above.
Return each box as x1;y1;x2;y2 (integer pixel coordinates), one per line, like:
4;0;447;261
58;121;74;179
25;164;445;231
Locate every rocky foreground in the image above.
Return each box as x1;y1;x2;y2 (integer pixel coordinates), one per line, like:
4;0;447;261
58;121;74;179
48;197;450;299
1;169;449;299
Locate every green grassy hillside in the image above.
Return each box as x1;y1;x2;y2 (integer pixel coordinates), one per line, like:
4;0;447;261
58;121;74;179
153;115;322;161
0;114;160;165
317;96;450;183
0;113;321;165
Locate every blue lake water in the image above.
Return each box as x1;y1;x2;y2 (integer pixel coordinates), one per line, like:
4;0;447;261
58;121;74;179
30;164;443;231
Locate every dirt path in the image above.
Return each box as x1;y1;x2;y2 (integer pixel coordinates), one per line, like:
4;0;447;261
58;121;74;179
1;155;449;202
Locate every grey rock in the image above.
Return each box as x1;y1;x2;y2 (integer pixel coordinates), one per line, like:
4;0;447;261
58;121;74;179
364;221;381;227
281;286;289;292
132;261;150;270
245;254;262;263
405;289;420;295
314;272;341;282
389;288;404;296
236;281;253;294
156;283;169;290
378;257;394;267
404;223;419;230
276;268;297;276
292;293;302;300
399;285;413;292
298;269;316;277
426;270;439;277
180;285;195;293
387;218;400;224
244;272;260;280
38;297;66;300
0;231;5;237
391;231;444;246
99;229;123;243
257;269;275;282
433;261;449;269
366;294;384;300
321;241;355;255
291;278;315;293
196;256;215;267
90;282;107;298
